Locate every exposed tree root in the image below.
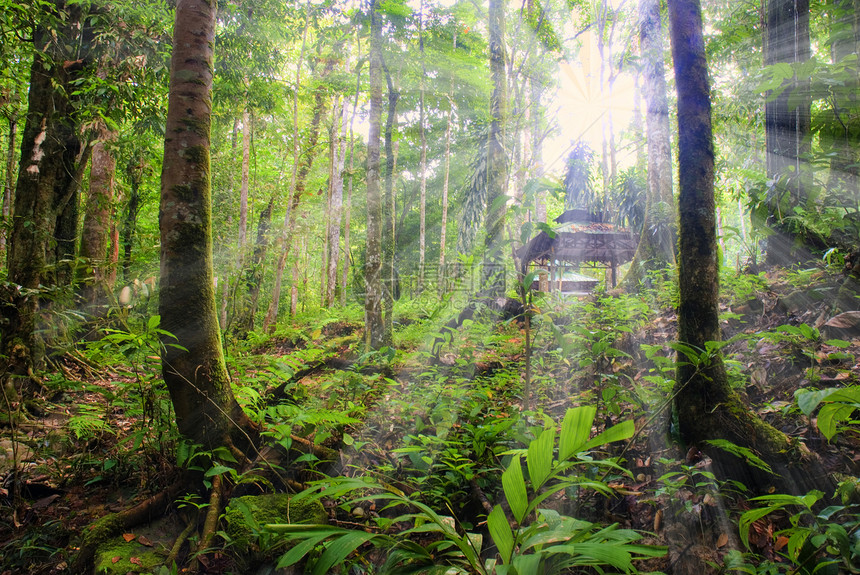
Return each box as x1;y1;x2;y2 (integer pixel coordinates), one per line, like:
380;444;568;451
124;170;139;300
70;477;185;572
192;474;223;571
165;511;197;568
290;433;339;461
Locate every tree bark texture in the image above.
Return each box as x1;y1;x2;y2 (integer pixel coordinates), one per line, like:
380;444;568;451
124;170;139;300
382;68;398;341
159;0;257;451
79;124;118;309
327;98;348;307
3;2;85;377
669;0;832;495
365;0;386;350
1;117;17;259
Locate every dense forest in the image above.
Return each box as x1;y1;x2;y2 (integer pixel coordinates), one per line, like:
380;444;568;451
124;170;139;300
1;0;860;573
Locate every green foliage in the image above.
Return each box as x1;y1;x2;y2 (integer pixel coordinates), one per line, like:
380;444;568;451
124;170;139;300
267;406;663;574
795;385;860;441
738;490;860;574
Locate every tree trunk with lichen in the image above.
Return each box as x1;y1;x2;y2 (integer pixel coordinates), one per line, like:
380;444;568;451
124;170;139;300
159;0;258;452
669;0;833;496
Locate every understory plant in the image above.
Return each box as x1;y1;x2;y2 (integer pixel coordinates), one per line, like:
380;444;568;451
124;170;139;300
266;406;665;574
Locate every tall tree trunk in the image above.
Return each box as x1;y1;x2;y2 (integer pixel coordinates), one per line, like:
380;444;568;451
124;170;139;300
438;36;455;293
483;0;508;298
382;67;399;341
327;98;348;307
234;196;273;334
417;0;427;293
121;156;144;281
365;0;386;350
1;117;17;260
342;61;360;307
624;0;675;287
78;123;118;309
824;0;859;211
238;107;251;259
263;9;326;331
2;2;85;378
530;62;545;224
159;0;258;451
764;0;811;264
669;0;832;496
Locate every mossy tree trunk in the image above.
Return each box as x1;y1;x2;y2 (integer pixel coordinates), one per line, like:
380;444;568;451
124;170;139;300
669;0;833;495
365;0;386;350
482;0;508;299
159;0;258;451
2;1;87;380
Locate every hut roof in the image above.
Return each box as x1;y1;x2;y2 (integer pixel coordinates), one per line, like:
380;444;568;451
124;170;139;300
518;228;638;271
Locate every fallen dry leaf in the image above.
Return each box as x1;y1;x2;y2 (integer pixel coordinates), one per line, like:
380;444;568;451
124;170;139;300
716;533;729;548
122;533;135;542
130;557;142;566
111;557;121;564
137;535;153;547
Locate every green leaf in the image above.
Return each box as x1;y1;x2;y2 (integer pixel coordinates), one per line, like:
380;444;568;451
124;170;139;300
204;465;233;477
502;455;528;524
487;505;513;565
527;427;555;491
212;446;238;463
276;530;337;568
512;552;541;573
579;420;634;452
818;403;856;440
559;406;596;460
703;439;773;474
312;531;378;575
795;387;841;416
544;542;632;570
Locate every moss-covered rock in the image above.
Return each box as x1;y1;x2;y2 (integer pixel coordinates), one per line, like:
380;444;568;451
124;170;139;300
93;538;162;574
224;493;326;558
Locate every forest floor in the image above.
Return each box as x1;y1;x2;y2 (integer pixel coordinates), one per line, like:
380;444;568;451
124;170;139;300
1;264;859;574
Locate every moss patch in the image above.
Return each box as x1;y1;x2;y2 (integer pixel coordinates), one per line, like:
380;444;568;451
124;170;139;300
224;493;327;556
93;538;163;574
